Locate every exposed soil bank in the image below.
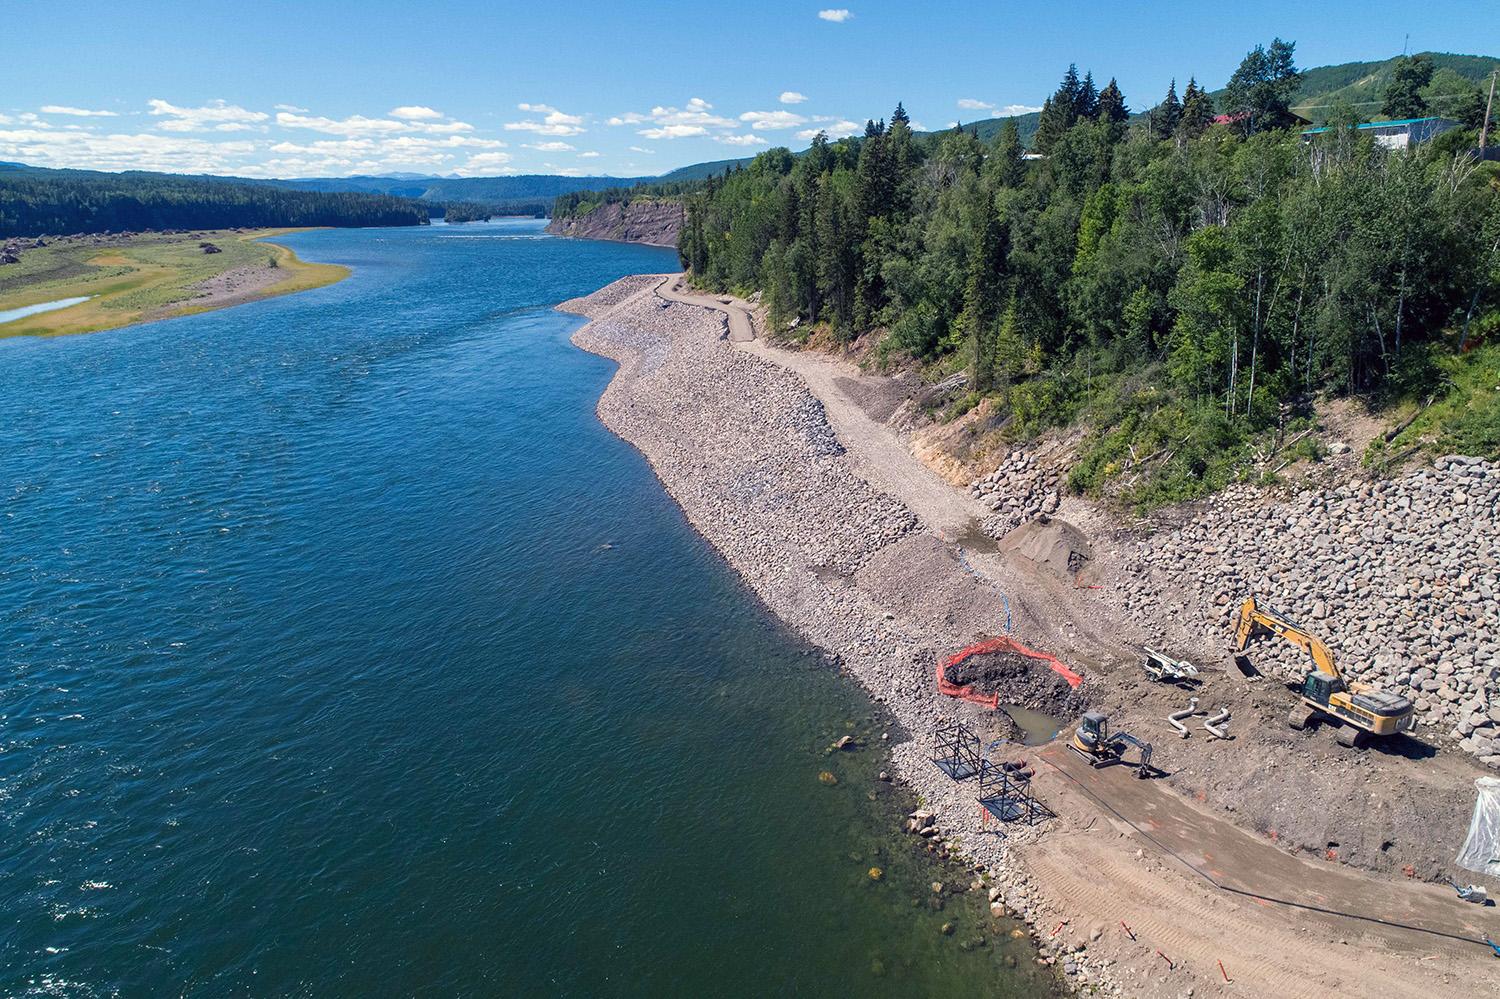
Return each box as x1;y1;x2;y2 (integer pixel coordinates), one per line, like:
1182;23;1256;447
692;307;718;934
561;275;1500;998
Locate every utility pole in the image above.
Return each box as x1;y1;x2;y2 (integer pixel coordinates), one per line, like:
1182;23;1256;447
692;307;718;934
1482;69;1497;152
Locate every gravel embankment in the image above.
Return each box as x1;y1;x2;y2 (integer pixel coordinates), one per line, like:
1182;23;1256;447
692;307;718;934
561;275;1499;995
563;277;1120;994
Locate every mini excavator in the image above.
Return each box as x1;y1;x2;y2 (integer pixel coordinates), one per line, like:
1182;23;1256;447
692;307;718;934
1069;711;1154;777
1233;596;1415;747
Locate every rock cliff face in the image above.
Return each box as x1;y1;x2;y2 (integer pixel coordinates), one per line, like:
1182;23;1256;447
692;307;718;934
545;199;683;248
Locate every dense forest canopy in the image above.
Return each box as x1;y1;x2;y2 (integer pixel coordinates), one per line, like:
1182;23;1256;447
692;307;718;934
0;164;430;237
675;40;1500;506
552;178;705;220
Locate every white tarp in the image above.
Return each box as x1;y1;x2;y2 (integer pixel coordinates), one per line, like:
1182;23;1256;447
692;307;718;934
1455;777;1500;877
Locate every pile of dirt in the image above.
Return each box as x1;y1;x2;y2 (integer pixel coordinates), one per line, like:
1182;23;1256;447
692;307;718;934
998;517;1094;582
944;648;1087;716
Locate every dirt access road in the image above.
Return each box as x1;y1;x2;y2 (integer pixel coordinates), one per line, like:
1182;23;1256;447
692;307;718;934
1025;743;1493;997
649;273;1500;997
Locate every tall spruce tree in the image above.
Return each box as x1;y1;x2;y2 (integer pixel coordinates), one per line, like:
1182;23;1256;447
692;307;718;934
1036;65;1086;153
1178;78;1214;139
966;196;1007;389
1034;96;1065;153
1097;78;1129;125
1155;79;1183;138
991;117;1027;187
1059;65;1083;113
1077;71;1100;119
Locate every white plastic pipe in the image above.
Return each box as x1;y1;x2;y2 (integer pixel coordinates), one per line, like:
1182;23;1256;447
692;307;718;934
1168;697;1200;738
1203;707;1231;740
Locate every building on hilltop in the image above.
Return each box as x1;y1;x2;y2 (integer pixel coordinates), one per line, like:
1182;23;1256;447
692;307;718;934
1300;116;1460;149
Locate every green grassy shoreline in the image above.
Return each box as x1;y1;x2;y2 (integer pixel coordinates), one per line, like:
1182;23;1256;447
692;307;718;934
0;228;349;338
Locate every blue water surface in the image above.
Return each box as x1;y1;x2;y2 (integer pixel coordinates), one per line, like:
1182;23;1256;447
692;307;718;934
0;220;1052;996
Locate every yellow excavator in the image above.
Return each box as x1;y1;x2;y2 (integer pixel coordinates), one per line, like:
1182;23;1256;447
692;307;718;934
1232;596;1415;747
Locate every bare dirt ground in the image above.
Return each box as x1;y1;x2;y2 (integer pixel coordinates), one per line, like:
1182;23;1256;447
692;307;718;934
620;275;1500;997
162;263;291;317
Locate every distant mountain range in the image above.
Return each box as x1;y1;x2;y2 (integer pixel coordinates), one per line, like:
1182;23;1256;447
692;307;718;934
255;173;654;211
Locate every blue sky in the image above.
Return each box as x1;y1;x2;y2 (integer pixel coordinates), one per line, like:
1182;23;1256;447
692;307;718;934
3;1;1493;178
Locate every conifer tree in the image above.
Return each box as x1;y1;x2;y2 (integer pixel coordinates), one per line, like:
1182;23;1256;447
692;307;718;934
991;117;1026;187
1178;78;1214;139
1155;79;1183;138
1034;96;1064;153
965;196;1007;388
1077;71;1100;119
1097;78;1129;125
1059;65;1083;111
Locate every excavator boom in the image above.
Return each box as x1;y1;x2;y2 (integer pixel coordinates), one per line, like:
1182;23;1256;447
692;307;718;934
1232;595;1414;740
1233;597;1341;681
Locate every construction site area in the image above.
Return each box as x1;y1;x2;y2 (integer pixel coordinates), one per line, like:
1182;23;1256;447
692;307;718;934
565;275;1500;997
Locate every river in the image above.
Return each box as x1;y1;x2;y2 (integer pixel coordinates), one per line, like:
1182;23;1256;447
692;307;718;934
0;219;1053;996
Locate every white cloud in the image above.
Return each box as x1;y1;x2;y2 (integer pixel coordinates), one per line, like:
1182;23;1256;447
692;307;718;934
274;103;310;113
739;110;808;131
717;134;767;146
505;120;586;136
578;150;601;158
779;91;809;105
0;127;256;173
997;104;1043;116
276;111;407;136
457;151;516;175
391;105;444;120
269;135;504;156
957;98;995;112
418;120;475;134
609;98;735;133
40;105;118;117
149;99;269;133
516;103;582;125
796;119;862;140
638;124;708;139
506;103;585;135
817;8;853;21
523;140;575;152
628;145;654;154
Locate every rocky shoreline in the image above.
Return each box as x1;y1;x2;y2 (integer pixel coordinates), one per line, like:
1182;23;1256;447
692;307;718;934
562;276;1125;993
559;274;1498;998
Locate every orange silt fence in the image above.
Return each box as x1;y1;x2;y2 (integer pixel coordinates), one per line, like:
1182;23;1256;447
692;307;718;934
936;635;1084;709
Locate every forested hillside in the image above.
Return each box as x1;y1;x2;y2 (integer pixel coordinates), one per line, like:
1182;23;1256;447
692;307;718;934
677;40;1500;507
0;164;429;237
262;172;650;216
1273;51;1497;122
